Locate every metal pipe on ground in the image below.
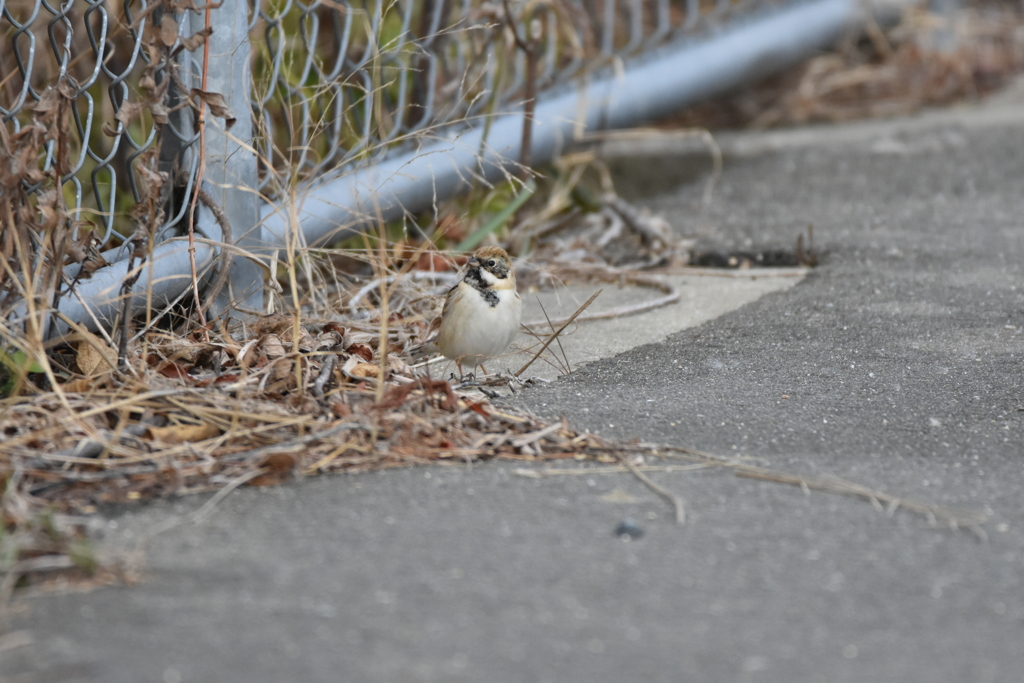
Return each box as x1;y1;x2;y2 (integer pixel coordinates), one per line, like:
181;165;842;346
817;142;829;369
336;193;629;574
49;0;861;335
36;206;221;338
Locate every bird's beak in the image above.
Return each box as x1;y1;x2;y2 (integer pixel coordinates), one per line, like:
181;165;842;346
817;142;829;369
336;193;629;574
468;257;481;267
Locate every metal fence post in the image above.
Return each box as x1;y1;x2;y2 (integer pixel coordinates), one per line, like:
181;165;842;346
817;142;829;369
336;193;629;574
196;0;263;317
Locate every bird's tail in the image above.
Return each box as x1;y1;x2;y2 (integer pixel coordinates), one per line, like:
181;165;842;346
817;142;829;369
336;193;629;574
406;336;439;363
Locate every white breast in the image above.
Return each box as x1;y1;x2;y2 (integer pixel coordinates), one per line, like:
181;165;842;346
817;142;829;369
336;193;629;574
438;286;522;369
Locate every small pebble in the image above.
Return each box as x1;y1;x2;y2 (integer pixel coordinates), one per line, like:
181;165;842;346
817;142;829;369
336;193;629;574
615;518;644;540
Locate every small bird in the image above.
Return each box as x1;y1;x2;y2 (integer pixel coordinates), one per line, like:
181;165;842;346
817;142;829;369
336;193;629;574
434;246;522;378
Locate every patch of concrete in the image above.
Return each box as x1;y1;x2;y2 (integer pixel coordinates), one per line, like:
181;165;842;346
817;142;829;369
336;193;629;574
425;270;804;381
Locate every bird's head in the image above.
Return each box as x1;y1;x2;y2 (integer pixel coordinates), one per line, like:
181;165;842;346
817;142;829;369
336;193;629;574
467;246;515;289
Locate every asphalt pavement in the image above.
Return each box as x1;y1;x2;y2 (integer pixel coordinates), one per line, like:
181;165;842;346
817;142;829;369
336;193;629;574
3;82;1023;683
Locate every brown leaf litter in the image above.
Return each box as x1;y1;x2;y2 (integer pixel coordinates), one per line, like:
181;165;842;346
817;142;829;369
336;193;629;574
0;307;991;602
0;311;611;593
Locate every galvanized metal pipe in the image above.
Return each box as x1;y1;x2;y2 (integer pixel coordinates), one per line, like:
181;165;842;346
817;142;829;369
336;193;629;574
34;206;221;338
200;0;264;316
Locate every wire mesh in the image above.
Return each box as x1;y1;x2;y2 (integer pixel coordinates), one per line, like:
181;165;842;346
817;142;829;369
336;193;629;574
2;0;790;255
248;0;790;195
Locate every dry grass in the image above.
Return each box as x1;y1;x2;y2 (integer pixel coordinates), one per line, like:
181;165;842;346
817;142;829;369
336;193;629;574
0;318;603;505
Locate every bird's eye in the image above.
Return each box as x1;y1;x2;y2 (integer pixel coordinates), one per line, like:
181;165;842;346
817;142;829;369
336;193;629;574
487;259;496;267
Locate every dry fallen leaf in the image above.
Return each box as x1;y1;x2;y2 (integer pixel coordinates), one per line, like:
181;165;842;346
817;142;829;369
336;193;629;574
271;358;293;382
191;88;237;129
147;422;221;444
249;453;297;487
261;334;287;358
349;363;380;379
159;15;178;47
74;330;117;376
61;378;94;392
346;343;373;362
179;26;212;52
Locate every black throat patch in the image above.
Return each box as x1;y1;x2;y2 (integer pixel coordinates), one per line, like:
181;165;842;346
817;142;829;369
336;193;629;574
464;267;501;307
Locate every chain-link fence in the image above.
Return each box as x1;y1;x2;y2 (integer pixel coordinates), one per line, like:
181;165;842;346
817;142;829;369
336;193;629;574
2;0;856;336
249;0;793;192
3;0;783;235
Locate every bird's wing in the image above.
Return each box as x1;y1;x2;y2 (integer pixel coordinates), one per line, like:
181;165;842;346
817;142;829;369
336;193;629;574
441;281;464;319
408;283;463;361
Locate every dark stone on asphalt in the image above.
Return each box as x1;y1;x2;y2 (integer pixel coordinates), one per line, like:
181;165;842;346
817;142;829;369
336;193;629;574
615;518;645;540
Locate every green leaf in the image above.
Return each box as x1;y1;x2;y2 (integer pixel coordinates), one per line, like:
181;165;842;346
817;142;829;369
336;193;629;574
0;348;45;397
0;349;45;374
455;179;536;253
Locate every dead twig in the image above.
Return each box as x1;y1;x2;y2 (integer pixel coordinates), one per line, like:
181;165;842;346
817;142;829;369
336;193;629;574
733;467;988;539
219;421;373;463
515;289;600;377
312;354;337;397
510;422;564;449
626;444;989;537
502;0;538;177
0;555;76;625
656;267;808;278
184;0;216;328
196;188;235;317
535;296;572;375
616;452;687;526
522;268;680;328
513;464;710;477
584;128;723;208
191;467;270;524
